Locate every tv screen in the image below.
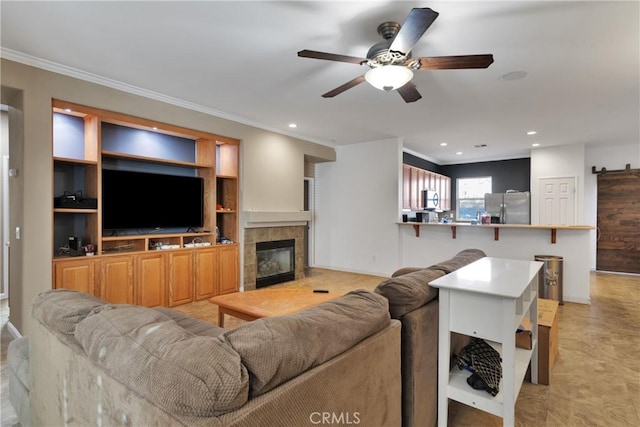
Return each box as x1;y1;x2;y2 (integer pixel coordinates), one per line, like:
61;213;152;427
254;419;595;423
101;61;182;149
102;169;204;230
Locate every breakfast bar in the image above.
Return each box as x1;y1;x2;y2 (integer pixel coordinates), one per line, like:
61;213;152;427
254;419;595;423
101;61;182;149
398;222;594;304
399;222;593;243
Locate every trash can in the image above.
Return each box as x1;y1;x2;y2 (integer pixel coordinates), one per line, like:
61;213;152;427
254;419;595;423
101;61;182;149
534;255;563;304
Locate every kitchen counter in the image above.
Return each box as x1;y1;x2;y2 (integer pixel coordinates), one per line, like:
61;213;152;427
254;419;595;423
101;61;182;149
397;221;595;304
398;222;594;243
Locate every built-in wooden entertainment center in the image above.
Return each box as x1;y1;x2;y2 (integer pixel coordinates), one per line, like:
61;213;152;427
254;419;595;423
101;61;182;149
52;100;240;307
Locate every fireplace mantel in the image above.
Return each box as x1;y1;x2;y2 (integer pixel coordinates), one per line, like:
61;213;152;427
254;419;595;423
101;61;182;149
243;211;311;228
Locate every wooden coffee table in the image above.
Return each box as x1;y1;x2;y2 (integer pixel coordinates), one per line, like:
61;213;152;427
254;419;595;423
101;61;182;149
209;288;340;327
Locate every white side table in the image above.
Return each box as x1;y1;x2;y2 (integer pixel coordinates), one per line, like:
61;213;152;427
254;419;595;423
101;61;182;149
430;257;543;426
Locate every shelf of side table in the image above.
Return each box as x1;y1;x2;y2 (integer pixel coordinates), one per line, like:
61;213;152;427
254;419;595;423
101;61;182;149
430;257;543;427
447;342;536;417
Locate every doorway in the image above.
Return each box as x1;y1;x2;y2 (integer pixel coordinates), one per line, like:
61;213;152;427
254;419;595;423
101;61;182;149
1;86;25;335
538;177;576;225
596;170;640;274
1;106;8;299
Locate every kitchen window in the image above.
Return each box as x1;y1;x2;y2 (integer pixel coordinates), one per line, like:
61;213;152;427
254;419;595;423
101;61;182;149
456;177;492;221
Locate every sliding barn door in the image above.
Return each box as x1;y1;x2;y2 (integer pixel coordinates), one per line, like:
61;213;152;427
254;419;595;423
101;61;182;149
596;170;640;274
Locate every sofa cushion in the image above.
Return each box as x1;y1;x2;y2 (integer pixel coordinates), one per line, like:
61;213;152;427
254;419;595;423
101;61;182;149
75;305;248;416
153;307;225;338
221;290;390;397
32;289;105;334
391;267;423;278
375;268;445;318
428;249;486;274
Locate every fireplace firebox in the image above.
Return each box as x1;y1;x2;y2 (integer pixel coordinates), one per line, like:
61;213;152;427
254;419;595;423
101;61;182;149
256;239;295;288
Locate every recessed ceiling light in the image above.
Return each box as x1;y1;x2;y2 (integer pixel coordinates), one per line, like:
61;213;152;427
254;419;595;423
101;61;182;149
152;126;158;130
526;131;537;135
440;142;448;146
64;108;72;112
456;151;463;155
532;143;540;147
499;71;527;81
288;123;297;128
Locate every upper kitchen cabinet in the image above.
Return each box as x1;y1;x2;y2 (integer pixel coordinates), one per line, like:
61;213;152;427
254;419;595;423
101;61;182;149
402;164;451;211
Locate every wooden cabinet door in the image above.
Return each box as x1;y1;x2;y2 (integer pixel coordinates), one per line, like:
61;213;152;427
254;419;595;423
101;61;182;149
194;248;219;300
218;245;239;295
53;259;97;295
409;167;420;210
402;165;411;209
101;256;134;304
417;169;427;209
135;253;166;307
167;251;194;306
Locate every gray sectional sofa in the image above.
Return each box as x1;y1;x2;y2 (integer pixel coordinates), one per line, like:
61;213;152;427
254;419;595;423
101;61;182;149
10;248;485;427
19;288;401;426
374;248;486;427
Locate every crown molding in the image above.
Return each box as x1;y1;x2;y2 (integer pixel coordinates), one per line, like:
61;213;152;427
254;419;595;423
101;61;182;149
403;146;531;166
0;48;335;148
403;147;441;165
439;153;531;166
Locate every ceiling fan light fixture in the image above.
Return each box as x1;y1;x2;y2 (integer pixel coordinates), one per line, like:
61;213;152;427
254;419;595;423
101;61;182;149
365;65;414;91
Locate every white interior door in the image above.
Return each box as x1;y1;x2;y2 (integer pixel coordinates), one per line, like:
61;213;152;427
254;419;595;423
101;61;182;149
538;177;576;225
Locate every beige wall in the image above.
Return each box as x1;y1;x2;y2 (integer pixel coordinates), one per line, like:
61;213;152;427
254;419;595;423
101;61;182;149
0;58;335;334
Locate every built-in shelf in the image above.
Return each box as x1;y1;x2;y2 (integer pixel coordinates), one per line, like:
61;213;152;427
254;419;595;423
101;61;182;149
101;232;212;242
400;222;594;244
54;208;98;214
53;156;98;165
102;150;212;169
52;99;240;305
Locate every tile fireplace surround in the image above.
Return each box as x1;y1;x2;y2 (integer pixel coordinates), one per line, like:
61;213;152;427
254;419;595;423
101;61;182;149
244;225;306;291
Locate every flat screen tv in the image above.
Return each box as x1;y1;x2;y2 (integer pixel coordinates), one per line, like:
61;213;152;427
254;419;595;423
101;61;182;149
102;169;204;230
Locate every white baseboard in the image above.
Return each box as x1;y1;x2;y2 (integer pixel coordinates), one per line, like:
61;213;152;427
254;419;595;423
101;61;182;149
594;269;640;277
310;264;388;278
561;296;591;305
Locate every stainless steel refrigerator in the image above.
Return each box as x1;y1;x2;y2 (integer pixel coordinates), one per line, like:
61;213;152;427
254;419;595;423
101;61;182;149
484;192;531;224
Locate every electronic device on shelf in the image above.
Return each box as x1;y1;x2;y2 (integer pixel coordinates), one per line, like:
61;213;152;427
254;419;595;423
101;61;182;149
54;191;97;209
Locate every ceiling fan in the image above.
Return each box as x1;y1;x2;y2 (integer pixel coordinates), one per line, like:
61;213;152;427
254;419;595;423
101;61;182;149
298;7;494;103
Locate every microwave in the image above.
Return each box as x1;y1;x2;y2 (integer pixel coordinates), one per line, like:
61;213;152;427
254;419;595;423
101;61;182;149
423;190;439;210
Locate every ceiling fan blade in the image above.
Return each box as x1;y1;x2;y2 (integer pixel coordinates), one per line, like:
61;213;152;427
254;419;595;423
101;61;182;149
322;76;366;98
415;54;494;70
397;82;422;103
389;8;439;55
298;50;367;65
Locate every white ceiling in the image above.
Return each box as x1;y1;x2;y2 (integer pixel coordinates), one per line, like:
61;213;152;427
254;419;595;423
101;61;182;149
1;1;638;164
